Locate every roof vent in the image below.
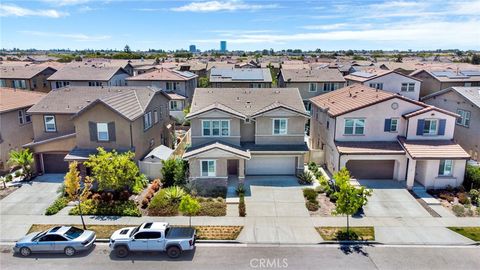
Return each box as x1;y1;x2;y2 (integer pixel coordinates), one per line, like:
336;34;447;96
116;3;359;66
86;100;91;103
236;97;240;101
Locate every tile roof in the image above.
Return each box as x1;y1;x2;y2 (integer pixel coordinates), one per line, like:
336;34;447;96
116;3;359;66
280;68;345;82
126;68;197;81
398;137;470;159
47;65;127;81
0;87;47;113
209;68;272;83
183;141;251;159
336;141;405;155
0;65;56;79
241;142;309;152
188;88;308;119
27;86;165;121
64;147;133;161
422;87;480;108
403;106;460;119
345;68;421;83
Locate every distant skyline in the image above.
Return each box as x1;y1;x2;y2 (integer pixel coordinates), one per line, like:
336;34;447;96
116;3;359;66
0;0;479;51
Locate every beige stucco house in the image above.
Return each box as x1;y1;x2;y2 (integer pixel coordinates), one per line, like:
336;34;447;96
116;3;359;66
25;86;173;174
309;84;469;190
48;65;129;90
183;88;309;186
0;65;57;93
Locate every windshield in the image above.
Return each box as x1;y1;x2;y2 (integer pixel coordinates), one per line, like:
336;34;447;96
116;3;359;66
64;227;84;240
129;226;141;237
32;231;47;241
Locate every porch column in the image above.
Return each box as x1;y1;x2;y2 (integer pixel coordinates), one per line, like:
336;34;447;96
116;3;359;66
239;159;245;181
406;158;416;189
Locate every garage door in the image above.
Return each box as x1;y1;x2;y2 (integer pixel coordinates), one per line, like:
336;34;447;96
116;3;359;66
246;156;295;175
43;154;69;173
346;160;394;179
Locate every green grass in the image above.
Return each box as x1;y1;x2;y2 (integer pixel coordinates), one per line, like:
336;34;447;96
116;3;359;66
448;227;480;241
316;227;375;241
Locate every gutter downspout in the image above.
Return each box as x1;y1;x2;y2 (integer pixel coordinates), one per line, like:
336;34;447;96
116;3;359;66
129;122;133;149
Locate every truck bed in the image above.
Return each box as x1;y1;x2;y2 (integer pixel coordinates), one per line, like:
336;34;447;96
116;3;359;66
165;227;195;240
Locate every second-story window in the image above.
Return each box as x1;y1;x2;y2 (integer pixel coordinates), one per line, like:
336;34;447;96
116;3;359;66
166;82;179;91
13;80;26;89
456;109;470;127
202;120;229;136
423;119;438;135
0;79;6;87
44;115;56;132
369;83;383;90
144;111;153;130
96;123;109;141
401;83;415;92
55;81;70;89
17;109;31;125
309;83;317;92
323;83;336;92
344;119;365;135
273;119;288;135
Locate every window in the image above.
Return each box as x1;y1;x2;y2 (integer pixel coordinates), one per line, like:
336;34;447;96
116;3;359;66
344;119;365;135
18;110;24;125
369;83;383;90
438;160;453;176
323;83;336;92
88;81;102;86
201;160;216;177
250;83;263;88
44;115;56;132
423;119;438;135
309;83;317;92
144;112;153;130
170;100;183;111
202;120;229;136
39;235;67;242
166;82;179;91
401;83;415;92
456;109;471;127
390;119;398;132
303;101;312;113
97;123;109;141
17;109;31;124
273;119;288;135
13;80;26;89
55;81;69;89
0;79;6;87
154;110;159;123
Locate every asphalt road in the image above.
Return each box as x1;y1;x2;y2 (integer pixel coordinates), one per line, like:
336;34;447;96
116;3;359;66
1;243;479;270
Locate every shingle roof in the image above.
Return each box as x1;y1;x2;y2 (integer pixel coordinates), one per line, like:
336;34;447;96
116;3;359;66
126;68;197;81
336;141;405;155
398;137;470;159
0;87;47;113
27;86;165;121
422;87;480;108
47;65;127;81
280;68;345;82
209;68;272;83
188;88;308;119
0;65;56;79
183;141;251;159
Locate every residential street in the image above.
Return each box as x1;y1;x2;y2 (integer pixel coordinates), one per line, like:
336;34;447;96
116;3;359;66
1;244;479;270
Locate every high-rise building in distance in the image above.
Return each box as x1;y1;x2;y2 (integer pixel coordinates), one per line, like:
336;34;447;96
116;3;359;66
220;41;227;52
189;45;196;53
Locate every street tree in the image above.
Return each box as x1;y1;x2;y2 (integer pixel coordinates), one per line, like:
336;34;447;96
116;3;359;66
179;195;200;227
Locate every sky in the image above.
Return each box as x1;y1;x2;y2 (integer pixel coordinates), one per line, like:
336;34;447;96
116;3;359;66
0;0;479;51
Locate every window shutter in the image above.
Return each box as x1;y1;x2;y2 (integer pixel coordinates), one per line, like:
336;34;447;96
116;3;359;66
89;122;97;141
438;119;446;135
108;122;116;141
384;119;391;132
416;119;424;135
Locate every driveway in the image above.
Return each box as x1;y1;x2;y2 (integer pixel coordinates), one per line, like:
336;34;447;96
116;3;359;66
236;176;322;244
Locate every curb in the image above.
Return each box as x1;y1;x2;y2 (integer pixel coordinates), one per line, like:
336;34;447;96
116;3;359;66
319;241;381;245
94;239;241;244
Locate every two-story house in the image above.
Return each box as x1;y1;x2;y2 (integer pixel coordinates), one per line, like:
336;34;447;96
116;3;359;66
209;68;272;88
183;88;309;184
411;69;480;98
309;84;469;190
25;86;173;174
422;87;480;161
278;68;346;112
0;88;46;173
0;65;57;92
48;65;129;90
126;68;198;121
345;68;422;100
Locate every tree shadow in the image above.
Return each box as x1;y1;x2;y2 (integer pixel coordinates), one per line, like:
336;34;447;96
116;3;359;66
88;215;122;221
338;242;372;256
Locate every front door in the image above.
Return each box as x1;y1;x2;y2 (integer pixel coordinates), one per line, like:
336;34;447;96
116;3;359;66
227;160;239;176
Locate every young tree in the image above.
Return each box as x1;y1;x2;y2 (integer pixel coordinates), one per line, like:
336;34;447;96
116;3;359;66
161;158;178;187
332;168;372;239
7;149;33;180
198;77;209;88
64;162;80;200
178;195;200;227
124;44;131;53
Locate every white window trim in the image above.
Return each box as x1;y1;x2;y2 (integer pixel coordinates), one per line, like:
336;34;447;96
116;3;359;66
272;118;288;135
438;160;453;177
423;119;438;136
390;118;398;133
456;109;470;127
344;118;365;135
200;160;216;177
96;123;109;141
309;83;317;92
201;119;230;137
154;110;159;124
44;115;56;132
144;111;153;130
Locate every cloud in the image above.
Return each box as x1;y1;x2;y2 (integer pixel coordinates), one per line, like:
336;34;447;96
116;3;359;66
20;31;110;41
0;4;68;18
43;0;91;6
301;23;349;30
171;0;278;12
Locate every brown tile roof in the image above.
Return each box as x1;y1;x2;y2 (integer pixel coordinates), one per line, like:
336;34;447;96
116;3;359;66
336;141;405;155
183;141;251;159
403;106;460;119
0;87;47;113
280;68;345;83
398;137;470;159
126;68;197;81
188;88;308;119
0;65;56;79
47;65;127;81
166;92;186;100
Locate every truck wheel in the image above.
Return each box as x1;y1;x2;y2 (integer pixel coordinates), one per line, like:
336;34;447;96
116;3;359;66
19;247;31;257
166;246;181;258
115;246;129;258
64;247;76;256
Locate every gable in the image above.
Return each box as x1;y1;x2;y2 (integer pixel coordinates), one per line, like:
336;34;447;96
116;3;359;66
192;109;240;119
258;107;307;117
341;97;424;119
365;71;421;83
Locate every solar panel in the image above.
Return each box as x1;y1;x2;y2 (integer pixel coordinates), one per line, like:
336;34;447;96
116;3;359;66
431;71;456;77
351;71;375;78
461;70;480;76
210;68;264;80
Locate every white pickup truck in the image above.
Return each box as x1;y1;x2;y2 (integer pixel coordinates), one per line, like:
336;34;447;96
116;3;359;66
109;222;196;258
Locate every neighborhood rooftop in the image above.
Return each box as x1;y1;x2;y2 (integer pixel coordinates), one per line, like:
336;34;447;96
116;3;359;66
209;68;272;83
280;69;346;82
0;87;47;113
0;65;56;79
47;65;126;81
422;86;480;108
126;68;197;81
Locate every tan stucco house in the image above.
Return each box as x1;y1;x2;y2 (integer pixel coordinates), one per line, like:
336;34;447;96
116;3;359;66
183;88;309;185
411;69;480;98
48;65;129;90
0;65;57;93
25;86;173;174
309;84;469;190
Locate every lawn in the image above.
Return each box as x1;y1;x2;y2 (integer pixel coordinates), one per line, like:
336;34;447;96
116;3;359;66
448;227;480;241
28;224;243;240
316;226;375;241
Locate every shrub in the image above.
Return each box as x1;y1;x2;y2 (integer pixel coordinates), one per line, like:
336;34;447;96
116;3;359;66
119;190;131;201
239;194;246;217
163;186;186;203
148;189;179;216
306;201;319;211
458;192;471;205
14;170;22;178
186;182;227;198
303;188;318;203
236;183;246;195
141;198;149;208
469;189;479;205
298;172;314;185
314;185;325;194
196;200;226;216
439;192;454;203
69;199;141;217
464;165;480;190
308;162;318;173
452;204;466;217
45;197;69;215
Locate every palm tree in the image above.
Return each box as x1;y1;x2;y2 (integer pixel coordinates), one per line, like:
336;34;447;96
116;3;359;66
7;149;34;180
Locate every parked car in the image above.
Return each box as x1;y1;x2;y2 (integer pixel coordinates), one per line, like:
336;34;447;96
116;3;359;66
109;222;196;258
14;226;96;257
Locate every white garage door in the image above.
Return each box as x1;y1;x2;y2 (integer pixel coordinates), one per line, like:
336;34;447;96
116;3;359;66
246;156;296;175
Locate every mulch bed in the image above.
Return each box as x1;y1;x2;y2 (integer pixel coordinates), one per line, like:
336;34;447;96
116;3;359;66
309;193;336;217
